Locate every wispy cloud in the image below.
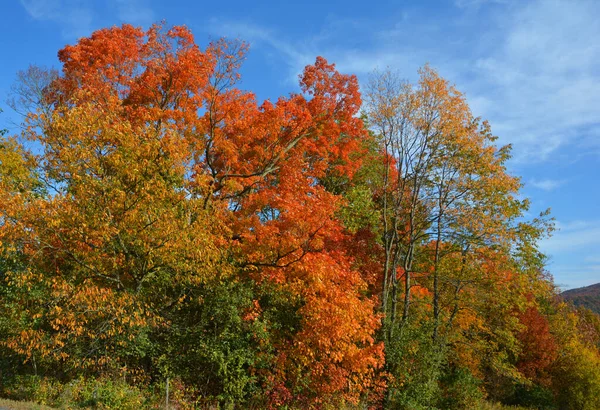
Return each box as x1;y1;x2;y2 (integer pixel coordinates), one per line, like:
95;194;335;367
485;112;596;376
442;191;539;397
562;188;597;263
112;0;154;27
207;19;316;84
20;0;155;38
540;220;600;254
529;178;567;191
462;0;600;162
206;17;431;87
454;0;509;9
540;219;600;289
20;0;94;38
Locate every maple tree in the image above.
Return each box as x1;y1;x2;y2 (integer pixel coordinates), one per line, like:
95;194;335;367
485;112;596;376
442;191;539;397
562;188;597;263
0;24;383;408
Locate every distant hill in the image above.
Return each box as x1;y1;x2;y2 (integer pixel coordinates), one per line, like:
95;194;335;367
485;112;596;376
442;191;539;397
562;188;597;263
561;283;600;314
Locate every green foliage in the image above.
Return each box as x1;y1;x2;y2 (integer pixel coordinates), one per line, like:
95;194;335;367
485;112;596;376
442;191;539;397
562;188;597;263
153;279;296;407
385;320;445;409
438;367;485;410
508;383;556;410
338;185;380;233
475;402;531;410
0;250;33;388
550;341;600;410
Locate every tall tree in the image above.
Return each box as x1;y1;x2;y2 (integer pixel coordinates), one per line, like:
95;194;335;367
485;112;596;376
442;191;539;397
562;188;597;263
365;66;553;406
0;24;383;407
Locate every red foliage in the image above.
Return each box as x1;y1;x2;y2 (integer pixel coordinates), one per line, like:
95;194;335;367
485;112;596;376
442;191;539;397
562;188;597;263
517;304;558;385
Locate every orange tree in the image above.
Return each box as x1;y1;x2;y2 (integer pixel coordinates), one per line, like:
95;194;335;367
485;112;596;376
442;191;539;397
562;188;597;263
0;24;383;407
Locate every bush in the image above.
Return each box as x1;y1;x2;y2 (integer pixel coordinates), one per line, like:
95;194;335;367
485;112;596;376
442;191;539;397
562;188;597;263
509;383;556;410
550;341;600;410
438;367;484;410
384;321;444;409
0;375;156;409
60;377;149;409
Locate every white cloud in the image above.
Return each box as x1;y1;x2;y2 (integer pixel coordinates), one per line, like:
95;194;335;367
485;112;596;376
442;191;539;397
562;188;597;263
549;264;600;290
462;0;600;162
540;219;600;254
207;19;316;84
206;18;431;88
454;0;509;9
113;0;155;27
541;219;600;289
529;178;566;191
349;0;600;163
20;0;94;38
20;0;155;38
284;1;600;163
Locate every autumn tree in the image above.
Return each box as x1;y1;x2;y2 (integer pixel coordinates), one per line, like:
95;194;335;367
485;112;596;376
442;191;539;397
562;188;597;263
0;24;383;408
364;66;555;408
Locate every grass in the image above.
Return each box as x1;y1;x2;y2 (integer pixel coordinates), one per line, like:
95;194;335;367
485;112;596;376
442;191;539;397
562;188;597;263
476;401;532;410
0;397;536;410
0;398;54;410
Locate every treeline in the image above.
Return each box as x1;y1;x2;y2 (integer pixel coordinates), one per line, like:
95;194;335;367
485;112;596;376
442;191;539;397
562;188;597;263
1;24;599;409
561;283;600;315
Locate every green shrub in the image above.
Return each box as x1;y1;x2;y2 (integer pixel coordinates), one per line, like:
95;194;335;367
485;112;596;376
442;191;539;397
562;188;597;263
438;367;484;410
509;383;556;410
385;321;445;409
60;377;149;409
551;341;600;410
0;375;156;409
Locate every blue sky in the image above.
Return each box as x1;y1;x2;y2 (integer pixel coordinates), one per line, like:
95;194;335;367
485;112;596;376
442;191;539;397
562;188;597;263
2;0;599;289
